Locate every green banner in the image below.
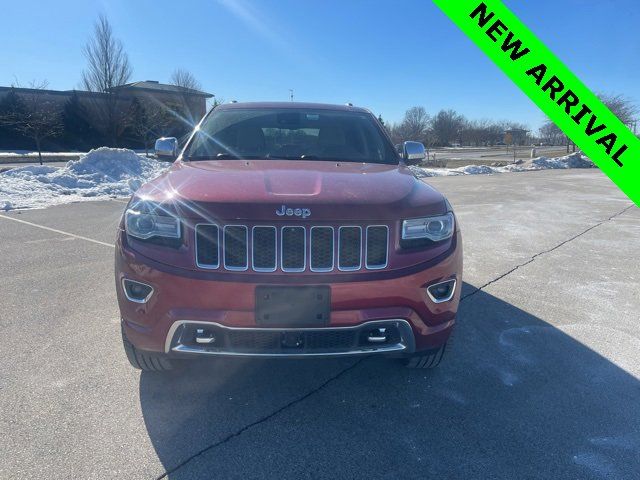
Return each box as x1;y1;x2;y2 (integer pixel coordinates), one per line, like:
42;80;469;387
433;0;639;207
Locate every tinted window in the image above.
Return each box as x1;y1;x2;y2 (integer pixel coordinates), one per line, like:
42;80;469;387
185;108;398;164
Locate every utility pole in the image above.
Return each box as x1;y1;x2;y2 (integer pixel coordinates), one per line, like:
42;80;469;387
289;89;294;102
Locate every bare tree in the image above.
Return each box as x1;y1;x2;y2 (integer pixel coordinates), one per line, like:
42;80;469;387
81;14;132;93
540;93;637;149
598;93;638;126
0;81;62;165
170;69;202;92
459;119;501;147
388;106;430;146
538;122;564;145
170;68;208;126
401;106;430;140
431;109;466;146
80;14;133;145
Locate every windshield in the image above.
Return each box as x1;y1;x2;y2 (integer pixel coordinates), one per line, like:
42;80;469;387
185;107;398;164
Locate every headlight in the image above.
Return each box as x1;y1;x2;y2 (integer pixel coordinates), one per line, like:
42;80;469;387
402;212;454;242
125;203;181;240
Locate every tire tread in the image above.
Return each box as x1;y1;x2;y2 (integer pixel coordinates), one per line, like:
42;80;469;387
402;342;447;369
121;325;172;372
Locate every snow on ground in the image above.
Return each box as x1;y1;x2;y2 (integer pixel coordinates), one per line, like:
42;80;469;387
0;149;595;211
412;152;594;178
0;151;84;158
0;147;169;210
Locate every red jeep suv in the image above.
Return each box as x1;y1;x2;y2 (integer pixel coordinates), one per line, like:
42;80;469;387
115;102;462;371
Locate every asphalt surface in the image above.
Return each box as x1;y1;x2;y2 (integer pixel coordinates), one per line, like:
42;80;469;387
0;169;638;479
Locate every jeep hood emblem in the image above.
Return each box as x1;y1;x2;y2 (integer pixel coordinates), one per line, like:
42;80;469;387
276;205;311;219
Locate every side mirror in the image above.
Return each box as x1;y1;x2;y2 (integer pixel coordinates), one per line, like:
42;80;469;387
403;141;426;165
155;137;178;160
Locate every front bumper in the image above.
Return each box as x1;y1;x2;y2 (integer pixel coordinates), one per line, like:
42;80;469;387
165;319;415;357
116;230;462;357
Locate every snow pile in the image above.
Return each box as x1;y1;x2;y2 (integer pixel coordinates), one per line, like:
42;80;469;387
0;147;169;210
516;152;594;170
413;152;594;178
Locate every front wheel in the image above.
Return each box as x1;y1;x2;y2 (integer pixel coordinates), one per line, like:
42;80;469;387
401;343;446;369
121;325;173;372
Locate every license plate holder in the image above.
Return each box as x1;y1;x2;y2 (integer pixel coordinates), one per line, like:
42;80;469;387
255;286;330;327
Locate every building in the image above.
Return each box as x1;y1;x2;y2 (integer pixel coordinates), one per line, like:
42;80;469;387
504;128;529;146
0;81;213;150
0;80;212;120
106;81;213;120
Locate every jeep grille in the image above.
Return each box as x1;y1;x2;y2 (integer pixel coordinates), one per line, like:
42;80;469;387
195;224;389;272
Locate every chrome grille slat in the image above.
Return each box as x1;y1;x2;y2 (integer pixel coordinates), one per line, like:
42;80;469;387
195;223;388;272
223;225;248;271
252;226;277;272
310;226;334;272
338;226;362;271
365;225;389;269
281;226;306;272
195;224;220;269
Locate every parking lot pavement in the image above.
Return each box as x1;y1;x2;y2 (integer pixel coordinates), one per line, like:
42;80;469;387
0;169;638;479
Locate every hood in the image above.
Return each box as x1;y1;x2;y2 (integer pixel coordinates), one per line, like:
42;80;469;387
134;159;446;221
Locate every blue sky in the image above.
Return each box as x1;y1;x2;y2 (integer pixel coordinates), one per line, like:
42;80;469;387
1;0;638;130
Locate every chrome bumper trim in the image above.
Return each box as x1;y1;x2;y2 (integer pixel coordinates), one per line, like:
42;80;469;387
164;319;415;357
121;278;154;304
426;279;457;304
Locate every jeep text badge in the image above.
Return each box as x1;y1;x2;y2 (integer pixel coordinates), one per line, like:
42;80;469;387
276;205;311;219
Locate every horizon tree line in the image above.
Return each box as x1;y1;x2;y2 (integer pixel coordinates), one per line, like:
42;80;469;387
386;93;638;150
384;106;530;149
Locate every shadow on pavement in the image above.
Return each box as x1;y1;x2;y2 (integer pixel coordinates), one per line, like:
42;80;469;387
140;282;640;479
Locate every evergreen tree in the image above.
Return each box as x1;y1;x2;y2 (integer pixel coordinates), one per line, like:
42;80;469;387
0;85;63;164
0;89;29;149
127;98;173;155
62;91;98;150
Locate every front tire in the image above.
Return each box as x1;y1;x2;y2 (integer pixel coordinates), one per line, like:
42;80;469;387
401;343;446;369
121;325;173;372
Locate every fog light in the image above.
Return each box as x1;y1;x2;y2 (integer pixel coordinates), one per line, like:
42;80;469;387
427;279;456;303
122;279;154;303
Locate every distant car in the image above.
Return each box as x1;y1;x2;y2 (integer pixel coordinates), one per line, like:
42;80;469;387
115;102;462;371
